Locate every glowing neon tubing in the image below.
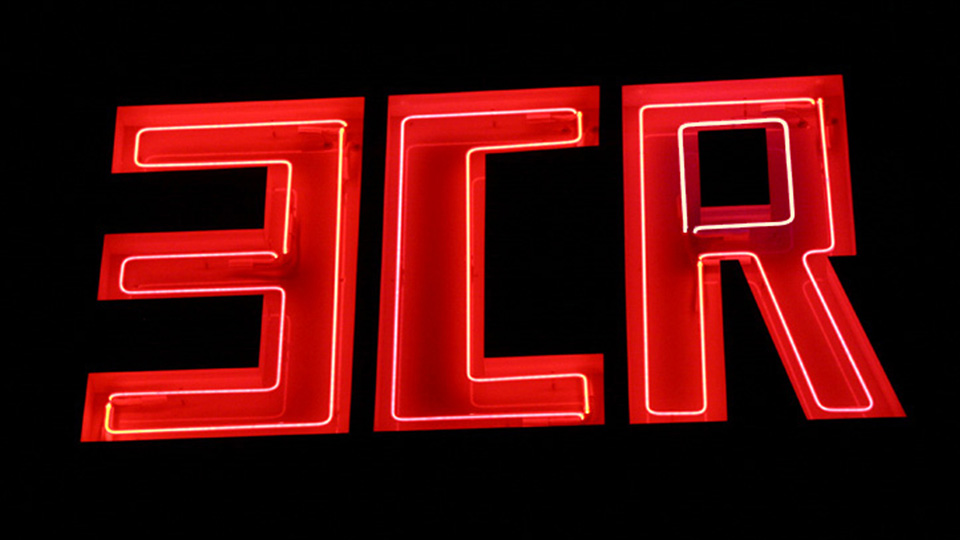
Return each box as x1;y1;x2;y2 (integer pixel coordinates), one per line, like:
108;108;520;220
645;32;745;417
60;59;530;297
82;97;364;441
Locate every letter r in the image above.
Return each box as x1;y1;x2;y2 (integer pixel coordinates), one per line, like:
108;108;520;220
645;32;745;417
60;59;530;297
621;76;904;422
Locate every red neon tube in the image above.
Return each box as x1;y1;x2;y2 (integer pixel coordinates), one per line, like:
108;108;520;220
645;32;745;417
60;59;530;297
375;87;604;431
81;97;364;441
622;76;904;422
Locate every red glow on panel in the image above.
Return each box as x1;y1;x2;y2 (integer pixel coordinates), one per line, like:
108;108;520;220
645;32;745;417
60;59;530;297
374;87;604;431
621;76;903;422
82;97;364;441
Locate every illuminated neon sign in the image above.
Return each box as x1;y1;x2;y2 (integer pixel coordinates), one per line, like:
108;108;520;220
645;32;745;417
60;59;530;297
82;98;364;440
621;77;903;422
82;76;903;442
374;87;604;431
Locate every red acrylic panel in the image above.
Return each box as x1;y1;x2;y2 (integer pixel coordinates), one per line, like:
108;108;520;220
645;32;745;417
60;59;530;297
375;87;604;431
621;76;904;423
81;97;364;440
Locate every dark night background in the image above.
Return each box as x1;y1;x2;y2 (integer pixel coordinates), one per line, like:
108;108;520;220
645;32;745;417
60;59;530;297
10;3;952;533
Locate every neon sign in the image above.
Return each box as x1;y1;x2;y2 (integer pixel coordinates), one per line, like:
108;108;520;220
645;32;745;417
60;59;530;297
82;98;364;440
374;87;604;431
621;77;903;422
82;76;903;442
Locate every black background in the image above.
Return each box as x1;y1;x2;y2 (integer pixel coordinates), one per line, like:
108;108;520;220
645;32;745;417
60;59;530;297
11;3;952;533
